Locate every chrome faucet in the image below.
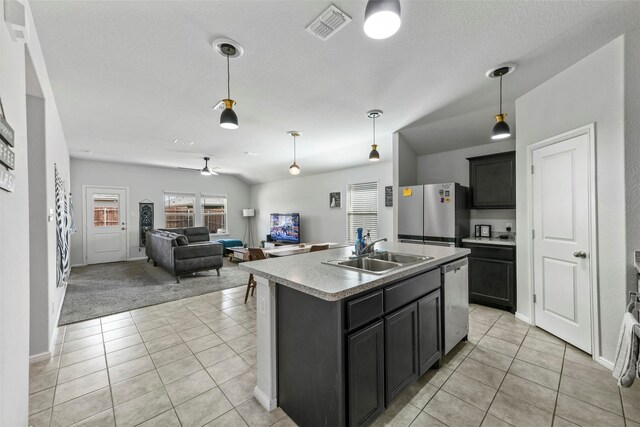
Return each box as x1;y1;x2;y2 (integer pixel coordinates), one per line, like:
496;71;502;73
362;238;387;255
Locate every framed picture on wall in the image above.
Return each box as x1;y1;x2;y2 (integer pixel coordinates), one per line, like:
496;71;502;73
330;192;341;208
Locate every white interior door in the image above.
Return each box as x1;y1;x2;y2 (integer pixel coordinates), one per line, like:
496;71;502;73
532;133;593;353
85;187;127;264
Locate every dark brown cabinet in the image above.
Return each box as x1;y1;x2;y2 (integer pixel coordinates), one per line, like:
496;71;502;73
463;243;516;312
418;290;441;374
467;151;516;209
347;321;385;427
384;303;419;405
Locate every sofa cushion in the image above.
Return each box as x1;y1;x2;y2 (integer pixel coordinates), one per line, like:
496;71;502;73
184;227;210;243
174;242;220;260
175;234;189;246
160;228;186;236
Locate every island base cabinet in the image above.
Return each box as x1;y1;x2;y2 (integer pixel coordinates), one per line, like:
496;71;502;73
347;321;385;427
384;303;419;405
418;290;441;375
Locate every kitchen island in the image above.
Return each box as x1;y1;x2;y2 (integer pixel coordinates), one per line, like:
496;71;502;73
239;242;469;427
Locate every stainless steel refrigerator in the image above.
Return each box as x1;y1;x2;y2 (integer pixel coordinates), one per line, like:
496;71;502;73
398;183;470;247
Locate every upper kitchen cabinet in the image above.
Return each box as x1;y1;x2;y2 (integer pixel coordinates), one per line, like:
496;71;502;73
467;151;516;209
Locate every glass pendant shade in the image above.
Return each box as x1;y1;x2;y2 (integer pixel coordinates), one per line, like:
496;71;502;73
220;99;238;130
289;163;300;175
491;114;511;140
369;144;380;161
364;0;401;39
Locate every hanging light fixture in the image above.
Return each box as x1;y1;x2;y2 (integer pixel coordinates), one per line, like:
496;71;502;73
367;110;382;161
364;0;401;40
216;42;240;130
487;64;516;140
201;157;213;176
287;131;301;175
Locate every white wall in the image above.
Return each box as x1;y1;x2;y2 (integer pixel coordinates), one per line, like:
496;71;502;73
70;159;251;265
250;162;393;245
1;0;71;423
625;29;640;292
515;36;626;364
416;140;516;233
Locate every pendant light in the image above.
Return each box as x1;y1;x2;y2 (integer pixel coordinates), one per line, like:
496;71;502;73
288;131;301;175
219;43;238;130
201;157;213;176
364;0;401;40
487;64;516;140
367;110;382;161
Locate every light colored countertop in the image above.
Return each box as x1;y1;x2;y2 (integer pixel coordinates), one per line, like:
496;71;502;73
239;241;469;301
462;236;516;247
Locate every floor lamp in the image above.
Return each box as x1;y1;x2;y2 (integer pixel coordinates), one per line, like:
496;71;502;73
243;209;255;248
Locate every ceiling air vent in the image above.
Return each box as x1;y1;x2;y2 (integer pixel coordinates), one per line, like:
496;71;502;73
306;4;352;41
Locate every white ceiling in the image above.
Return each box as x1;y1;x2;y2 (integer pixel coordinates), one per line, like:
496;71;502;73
30;1;640;184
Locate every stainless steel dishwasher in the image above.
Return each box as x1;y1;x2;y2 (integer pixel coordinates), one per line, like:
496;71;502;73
442;258;469;355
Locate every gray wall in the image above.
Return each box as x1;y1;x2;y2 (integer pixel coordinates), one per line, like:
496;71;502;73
250;162;393;244
625;29;640;292
0;1;71;422
70;159;251;265
27;94;49;356
416;140;516;233
515;36;626;364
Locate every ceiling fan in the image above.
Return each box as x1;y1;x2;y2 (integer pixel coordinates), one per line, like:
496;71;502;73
177;156;220;176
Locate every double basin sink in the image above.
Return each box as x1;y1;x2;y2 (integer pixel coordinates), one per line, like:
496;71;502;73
323;252;432;275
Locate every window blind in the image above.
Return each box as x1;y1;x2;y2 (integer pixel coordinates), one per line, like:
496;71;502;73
164;192;195;228
347;181;378;242
201;195;227;233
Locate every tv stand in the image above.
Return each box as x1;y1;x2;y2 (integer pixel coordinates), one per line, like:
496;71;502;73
264;241;298;249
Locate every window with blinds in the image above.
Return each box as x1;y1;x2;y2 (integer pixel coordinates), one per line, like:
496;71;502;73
347;181;378;242
201;195;227;234
164;193;195;228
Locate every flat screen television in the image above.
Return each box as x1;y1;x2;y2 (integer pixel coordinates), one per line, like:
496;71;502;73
270;213;300;244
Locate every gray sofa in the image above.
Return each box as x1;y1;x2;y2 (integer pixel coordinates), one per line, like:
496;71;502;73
146;227;223;283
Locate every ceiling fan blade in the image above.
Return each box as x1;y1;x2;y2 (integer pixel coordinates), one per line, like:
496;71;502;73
177;167;200;172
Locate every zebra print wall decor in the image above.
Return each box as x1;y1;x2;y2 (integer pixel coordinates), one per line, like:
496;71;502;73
55;164;71;287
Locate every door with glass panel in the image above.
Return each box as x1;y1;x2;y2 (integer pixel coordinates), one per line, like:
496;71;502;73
85;187;127;264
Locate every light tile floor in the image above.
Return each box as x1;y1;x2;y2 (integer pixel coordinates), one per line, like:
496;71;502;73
29;289;640;427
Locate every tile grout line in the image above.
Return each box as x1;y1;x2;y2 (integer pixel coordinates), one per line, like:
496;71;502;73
550;337;567;424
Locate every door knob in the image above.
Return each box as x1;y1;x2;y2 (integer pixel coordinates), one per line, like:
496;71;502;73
121;227;126;230
573;251;587;259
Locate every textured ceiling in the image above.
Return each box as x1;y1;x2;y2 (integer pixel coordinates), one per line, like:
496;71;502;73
30;1;640;183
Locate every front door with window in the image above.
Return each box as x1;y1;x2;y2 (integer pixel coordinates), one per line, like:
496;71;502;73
85;187;127;264
532;131;593;353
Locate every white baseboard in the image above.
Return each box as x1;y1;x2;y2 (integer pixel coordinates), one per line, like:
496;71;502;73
596;356;614;371
514;312;531;324
30;351;52;363
254;386;278;412
71;263;87;268
128;256;147;261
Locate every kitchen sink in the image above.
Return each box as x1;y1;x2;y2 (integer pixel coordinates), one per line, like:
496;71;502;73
323;252;431;275
368;252;431;265
323;257;401;274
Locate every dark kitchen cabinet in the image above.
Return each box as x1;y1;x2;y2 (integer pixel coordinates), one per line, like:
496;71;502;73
418;290;441;375
463;243;516;312
467;151;516;209
384;303;419;405
347;321;385;427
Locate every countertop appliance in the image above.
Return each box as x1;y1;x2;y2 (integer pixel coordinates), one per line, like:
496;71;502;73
442;257;469;354
398;183;470;247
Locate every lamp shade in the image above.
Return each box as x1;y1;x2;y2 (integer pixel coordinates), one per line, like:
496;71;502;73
364;0;401;39
220;107;238;130
369;144;380;161
242;208;255;217
491;117;511;140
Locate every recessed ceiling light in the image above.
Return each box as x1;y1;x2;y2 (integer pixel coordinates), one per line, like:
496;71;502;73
173;139;195;146
244;151;259;156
